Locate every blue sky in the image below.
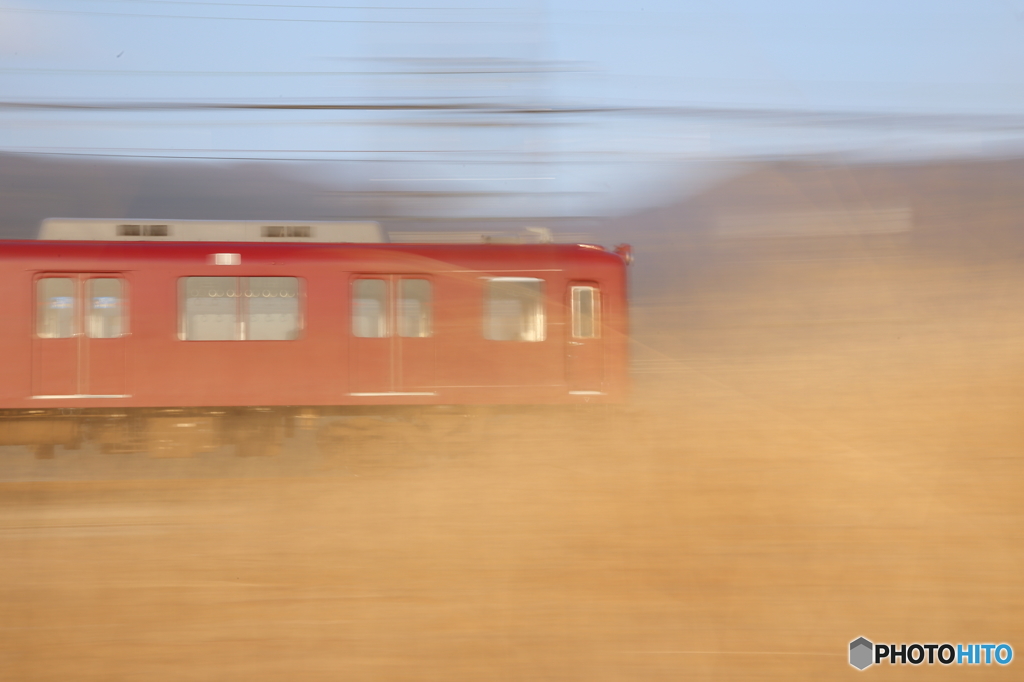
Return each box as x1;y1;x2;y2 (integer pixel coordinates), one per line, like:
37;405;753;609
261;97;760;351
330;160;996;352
3;0;1024;216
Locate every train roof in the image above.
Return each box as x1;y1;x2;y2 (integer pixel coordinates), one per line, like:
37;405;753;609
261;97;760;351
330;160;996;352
37;219;575;245
0;238;626;270
39;218;384;243
24;219;629;269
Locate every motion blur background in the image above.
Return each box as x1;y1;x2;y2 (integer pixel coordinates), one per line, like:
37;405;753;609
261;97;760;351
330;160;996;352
4;1;1024;680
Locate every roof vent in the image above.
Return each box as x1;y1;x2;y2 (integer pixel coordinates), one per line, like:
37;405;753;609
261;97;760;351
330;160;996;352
117;224;169;237
262;225;312;238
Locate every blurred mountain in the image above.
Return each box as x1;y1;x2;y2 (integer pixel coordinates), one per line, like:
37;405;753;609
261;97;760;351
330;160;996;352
607;157;1024;358
0;152;390;238
609;156;1024;298
0;152;599;240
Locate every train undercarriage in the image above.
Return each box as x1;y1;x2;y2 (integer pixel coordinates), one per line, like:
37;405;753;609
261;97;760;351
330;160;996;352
0;404;620;460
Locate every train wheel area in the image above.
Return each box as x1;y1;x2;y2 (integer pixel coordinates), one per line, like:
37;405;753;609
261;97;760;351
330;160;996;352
0;404;642;481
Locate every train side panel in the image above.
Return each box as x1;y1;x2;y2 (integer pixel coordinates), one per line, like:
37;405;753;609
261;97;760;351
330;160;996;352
0;263;33;405
0;242;629;410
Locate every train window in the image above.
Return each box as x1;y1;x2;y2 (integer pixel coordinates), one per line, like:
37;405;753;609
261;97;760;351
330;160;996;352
484;277;545;342
571;285;600;339
182;277;239;340
181;276;301;341
398;279;432;338
246;277;300;340
352;279;388;338
242;276;299;339
86;278;125;338
37;277;75;338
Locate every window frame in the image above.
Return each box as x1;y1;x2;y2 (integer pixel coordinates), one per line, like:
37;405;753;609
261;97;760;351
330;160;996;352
482;276;547;343
35;276;77;339
570;284;601;340
351;277;390;339
397;278;433;339
35;274;130;340
85;277;128;339
178;276;304;341
350;275;435;339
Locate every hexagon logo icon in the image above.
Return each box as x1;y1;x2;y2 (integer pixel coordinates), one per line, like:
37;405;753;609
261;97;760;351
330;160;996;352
849;637;874;670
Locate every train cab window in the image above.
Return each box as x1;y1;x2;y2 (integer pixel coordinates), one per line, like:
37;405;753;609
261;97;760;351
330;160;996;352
398;279;432;338
484;277;546;342
37;277;75;338
570;285;600;339
181;276;301;341
352;279;387;338
86;278;125;338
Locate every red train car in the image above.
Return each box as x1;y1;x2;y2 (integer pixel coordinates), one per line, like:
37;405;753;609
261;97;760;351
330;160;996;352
0;232;630;456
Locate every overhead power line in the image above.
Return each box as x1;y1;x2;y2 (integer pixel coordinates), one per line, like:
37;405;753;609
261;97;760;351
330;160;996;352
0;100;574;113
0;149;418;162
0;146;684;162
1;146;511;153
70;0;515;10
0;67;577;76
3;99;1024;130
0;4;528;24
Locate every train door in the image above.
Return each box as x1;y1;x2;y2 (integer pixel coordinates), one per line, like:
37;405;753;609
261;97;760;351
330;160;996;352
33;274;128;398
480;277;552;389
566;282;604;393
349;276;434;395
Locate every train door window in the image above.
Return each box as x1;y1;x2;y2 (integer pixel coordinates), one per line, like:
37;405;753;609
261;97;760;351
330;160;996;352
570;285;600;339
246;277;300;340
352;279;388;338
182;277;239;340
86;278;125;338
483;277;546;342
398;279;432;338
37;277;76;338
